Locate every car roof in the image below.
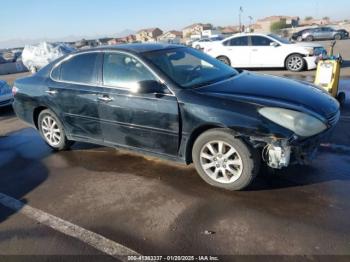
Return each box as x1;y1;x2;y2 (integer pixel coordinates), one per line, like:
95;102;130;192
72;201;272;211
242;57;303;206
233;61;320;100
80;43;184;54
228;33;272;38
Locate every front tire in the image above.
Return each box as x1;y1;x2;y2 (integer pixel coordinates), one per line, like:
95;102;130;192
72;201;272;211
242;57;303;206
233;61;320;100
334;34;342;40
192;129;260;191
217;56;231;66
286;54;306;72
38;109;74;151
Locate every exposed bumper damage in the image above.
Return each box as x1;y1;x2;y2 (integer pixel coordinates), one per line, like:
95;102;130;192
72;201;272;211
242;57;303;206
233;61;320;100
250;127;336;169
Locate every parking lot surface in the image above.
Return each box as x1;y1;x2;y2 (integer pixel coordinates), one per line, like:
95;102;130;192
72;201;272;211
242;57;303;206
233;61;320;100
1;40;350;261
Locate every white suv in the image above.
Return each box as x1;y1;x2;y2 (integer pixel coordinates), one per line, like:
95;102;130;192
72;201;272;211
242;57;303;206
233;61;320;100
205;33;326;71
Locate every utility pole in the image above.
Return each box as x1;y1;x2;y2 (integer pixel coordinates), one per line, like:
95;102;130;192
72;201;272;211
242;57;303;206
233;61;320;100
239;6;243;32
248;16;253;32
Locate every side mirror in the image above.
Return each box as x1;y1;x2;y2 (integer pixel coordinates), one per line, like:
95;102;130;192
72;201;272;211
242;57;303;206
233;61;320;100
133;80;165;94
270;42;279;47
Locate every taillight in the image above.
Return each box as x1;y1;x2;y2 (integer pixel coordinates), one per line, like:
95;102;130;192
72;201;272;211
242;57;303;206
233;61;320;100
12;86;18;96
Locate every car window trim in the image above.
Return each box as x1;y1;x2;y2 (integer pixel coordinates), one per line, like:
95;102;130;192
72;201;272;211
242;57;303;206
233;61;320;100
50;49;175;96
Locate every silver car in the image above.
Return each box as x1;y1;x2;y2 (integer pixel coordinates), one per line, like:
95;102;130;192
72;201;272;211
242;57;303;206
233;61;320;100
0;80;13;107
302;27;346;41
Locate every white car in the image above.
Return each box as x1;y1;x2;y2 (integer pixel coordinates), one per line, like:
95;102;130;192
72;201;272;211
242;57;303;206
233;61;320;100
0;80;13;107
192;36;224;50
205;33;326;71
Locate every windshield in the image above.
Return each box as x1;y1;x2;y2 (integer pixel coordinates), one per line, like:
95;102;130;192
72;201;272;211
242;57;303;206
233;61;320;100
143;47;238;89
268;34;291;44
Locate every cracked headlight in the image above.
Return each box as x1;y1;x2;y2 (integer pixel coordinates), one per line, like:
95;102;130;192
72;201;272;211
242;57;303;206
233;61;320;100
259;107;327;137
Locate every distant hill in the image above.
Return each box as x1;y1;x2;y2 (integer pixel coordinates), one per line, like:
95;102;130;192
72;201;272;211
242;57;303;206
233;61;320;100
0;29;136;49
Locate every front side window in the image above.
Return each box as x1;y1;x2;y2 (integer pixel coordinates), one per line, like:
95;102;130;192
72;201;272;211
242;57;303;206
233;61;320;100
224;36;248;46
103;53;156;88
143;47;238;89
251;36;273;46
59;53;99;84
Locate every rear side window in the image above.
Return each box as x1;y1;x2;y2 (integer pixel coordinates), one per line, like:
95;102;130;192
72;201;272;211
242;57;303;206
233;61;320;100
223;36;248;46
59;53;99;84
251;36;273;46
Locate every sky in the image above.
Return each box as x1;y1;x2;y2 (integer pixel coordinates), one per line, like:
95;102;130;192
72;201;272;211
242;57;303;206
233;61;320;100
1;0;349;45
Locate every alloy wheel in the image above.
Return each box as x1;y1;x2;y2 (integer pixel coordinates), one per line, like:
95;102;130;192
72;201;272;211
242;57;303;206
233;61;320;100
200;140;243;184
41;115;61;146
287;56;303;71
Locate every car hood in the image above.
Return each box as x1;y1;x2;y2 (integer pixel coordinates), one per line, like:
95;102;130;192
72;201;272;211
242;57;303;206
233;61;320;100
196;71;339;119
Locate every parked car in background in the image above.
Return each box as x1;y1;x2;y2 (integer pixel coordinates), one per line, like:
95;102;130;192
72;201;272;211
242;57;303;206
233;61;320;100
301;27;348;41
206;33;326;71
13;44;340;191
192;36;224;49
0;80;13;107
291;29;311;42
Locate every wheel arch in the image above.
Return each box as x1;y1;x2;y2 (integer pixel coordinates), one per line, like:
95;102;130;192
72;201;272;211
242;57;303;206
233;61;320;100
284;53;306;68
185;124;232;164
216;55;231;66
33;106;48;129
33;106;64;131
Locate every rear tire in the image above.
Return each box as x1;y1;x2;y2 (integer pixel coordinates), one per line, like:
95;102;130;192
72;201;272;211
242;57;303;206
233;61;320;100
217;56;231;66
38;109;74;151
286;54;306;72
192;129;260;191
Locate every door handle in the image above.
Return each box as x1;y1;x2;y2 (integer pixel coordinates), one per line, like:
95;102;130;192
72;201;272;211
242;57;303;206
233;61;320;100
46;90;58;95
97;95;113;102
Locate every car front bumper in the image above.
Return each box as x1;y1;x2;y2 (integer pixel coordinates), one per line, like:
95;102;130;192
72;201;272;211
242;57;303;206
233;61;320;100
0;93;14;107
304;56;318;70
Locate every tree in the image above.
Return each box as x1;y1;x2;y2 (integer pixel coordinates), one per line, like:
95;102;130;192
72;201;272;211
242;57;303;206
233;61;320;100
305;16;313;21
270;20;290;33
323;16;330;20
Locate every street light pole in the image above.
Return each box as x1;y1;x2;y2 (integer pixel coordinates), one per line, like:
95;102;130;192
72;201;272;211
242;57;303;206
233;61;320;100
239;6;243;32
248;16;253;32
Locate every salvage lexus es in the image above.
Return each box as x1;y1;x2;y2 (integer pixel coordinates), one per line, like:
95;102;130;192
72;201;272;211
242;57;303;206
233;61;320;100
13;44;340;190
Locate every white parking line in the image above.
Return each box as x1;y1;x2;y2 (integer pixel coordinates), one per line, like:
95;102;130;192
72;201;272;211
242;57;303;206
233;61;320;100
0;193;140;261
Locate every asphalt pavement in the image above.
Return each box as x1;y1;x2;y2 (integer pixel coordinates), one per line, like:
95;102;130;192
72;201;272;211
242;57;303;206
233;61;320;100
1;40;350;261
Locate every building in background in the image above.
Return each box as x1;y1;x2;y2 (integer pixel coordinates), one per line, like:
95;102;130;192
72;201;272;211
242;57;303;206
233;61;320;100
301;18;331;26
220;26;240;36
182;23;213;40
136;28;163;42
255;16;300;32
158;31;183;44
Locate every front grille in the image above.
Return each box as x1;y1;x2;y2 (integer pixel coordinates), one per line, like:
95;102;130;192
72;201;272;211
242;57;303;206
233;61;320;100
327;110;340;126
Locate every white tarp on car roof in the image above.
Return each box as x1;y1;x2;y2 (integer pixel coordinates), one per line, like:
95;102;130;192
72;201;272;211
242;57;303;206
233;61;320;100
22;42;75;72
